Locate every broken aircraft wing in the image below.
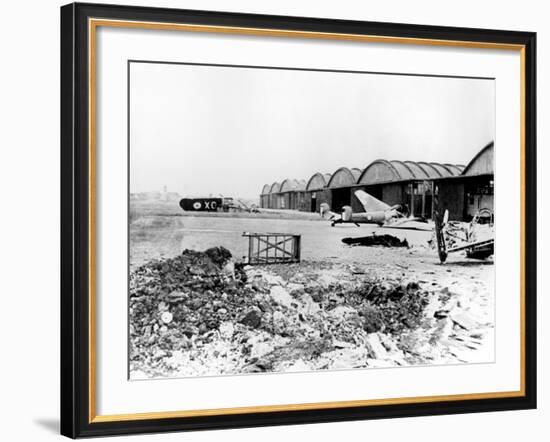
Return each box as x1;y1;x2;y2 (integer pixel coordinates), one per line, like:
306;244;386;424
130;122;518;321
384;218;433;231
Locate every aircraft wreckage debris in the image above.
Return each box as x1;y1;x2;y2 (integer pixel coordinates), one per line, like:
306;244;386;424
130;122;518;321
341;234;409;248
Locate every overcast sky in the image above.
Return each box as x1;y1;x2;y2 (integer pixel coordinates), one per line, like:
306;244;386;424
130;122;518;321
129;62;494;199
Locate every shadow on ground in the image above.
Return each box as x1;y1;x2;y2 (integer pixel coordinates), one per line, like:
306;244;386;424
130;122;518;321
34;418;58;434
440;260;494;267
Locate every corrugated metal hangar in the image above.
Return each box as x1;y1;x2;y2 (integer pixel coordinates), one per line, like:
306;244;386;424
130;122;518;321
434;142;494;221
279;178;307;210
259;142;493;221
268;182;281;209
355;160;464;218
260;184;271;209
326;167;362;213
305;173;331;213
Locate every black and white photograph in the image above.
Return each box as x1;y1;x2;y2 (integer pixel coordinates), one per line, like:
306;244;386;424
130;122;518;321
128;61;496;380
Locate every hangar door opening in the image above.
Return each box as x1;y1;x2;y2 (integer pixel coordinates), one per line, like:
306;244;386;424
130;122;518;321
364;185;383;200
310;192;317;212
331;188;351;212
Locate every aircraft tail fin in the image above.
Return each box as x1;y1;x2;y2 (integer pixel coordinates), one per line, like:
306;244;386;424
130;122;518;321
236;199;249;209
354;190;391;212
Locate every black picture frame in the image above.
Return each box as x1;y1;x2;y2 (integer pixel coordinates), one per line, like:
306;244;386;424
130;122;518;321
61;2;537;438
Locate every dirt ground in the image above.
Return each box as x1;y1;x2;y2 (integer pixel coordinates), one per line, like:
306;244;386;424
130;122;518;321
130;201;321;269
131;202;439;266
129;200;495;378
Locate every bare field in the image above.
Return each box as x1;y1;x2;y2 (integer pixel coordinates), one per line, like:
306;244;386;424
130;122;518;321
129;202;331;268
130;200;321;220
129;201;494;291
131;201;435;265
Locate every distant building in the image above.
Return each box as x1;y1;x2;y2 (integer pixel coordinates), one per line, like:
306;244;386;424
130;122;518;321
260;184;271;208
130;191;162;201
269;182;282;209
279;178;307;210
160;186;181;202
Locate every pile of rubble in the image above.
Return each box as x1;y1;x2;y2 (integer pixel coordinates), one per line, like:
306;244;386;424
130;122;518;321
129;248;492;379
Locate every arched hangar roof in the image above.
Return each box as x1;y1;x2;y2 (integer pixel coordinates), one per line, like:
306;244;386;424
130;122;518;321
279;178;297;193
428;162;456;177
358;159;463;185
327;167;361;189
351;168;362;181
279;178;306;193
357;160;403;185
269;182;280;194
444;164;465;175
462;142;494;176
404;161;431;179
261;184;271;195
416;162;461;178
306;172;331;191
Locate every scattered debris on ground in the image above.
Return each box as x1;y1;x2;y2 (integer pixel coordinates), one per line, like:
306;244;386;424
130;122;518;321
342;234;409;248
129;247;493;379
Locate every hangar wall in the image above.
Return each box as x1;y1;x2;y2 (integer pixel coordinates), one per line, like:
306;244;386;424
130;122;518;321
260;142;492;221
382;183;403;207
436;181;465;220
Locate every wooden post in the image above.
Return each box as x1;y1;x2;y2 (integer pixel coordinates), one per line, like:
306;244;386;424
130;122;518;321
410;183;415;217
431;181;436;220
421;181;426;218
248;236;253;264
